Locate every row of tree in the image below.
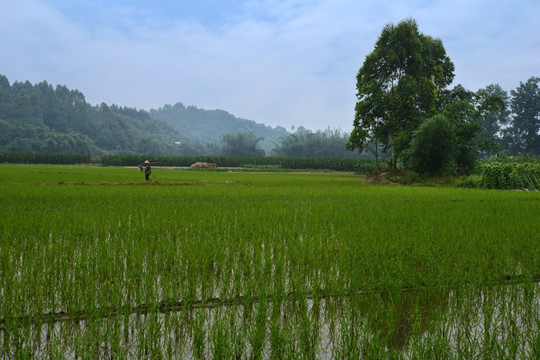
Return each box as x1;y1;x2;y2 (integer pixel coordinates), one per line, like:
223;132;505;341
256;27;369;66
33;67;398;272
0;74;370;158
206;128;370;158
347;18;539;175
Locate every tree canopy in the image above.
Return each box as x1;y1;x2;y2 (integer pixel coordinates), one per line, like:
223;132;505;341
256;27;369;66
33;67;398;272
2;69;538;161
150;103;289;155
220;132;265;157
504;77;540;155
272;128;365;158
348;18;455;167
346;19;533;176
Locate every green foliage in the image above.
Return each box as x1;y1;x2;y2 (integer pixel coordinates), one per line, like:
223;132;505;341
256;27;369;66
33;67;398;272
504;77;540;155
481;157;540;190
348;18;455;162
407;98;484;176
0;152;91;164
0;152;378;173
407;114;456;176
220;132;265;157
149;102;290;154
99;154;378;173
440;99;483;175
273;128;365;158
456;175;483;188
475;84;509;156
348;21;540;174
1;166;539;357
0;75;208;156
0;75;296;157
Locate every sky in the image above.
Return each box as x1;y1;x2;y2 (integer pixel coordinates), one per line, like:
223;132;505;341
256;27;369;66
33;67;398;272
1;0;539;132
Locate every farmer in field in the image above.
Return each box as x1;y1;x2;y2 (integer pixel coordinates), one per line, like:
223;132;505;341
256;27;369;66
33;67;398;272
139;160;152;181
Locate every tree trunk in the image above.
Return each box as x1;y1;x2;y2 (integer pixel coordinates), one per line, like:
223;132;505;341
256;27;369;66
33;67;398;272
375;142;380;173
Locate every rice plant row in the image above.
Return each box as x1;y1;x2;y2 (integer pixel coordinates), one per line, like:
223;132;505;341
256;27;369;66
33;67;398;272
1;165;539;358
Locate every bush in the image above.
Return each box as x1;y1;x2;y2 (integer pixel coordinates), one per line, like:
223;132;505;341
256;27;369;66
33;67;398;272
481;158;540;190
0;152;91;164
407;114;457;176
457;175;483;188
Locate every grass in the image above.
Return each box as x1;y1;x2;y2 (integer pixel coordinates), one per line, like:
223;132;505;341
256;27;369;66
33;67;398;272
0;164;539;358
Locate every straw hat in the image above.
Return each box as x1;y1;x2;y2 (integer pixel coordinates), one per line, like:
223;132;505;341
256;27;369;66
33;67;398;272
144;160;150;164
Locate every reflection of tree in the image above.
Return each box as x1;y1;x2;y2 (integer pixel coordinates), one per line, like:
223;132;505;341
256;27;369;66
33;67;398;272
347;288;450;351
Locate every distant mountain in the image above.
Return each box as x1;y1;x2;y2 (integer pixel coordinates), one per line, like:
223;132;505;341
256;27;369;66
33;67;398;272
150;103;290;155
0;74;292;156
0;74;202;155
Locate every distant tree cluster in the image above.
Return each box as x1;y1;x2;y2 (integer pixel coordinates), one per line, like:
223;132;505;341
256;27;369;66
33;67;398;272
347;19;540;176
272;127;367;158
149;103;290;155
220;132;265;157
217;128;378;158
501;77;540;155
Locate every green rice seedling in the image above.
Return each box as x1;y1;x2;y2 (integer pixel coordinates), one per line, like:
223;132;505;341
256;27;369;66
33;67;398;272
268;301;287;359
336;316;362;360
248;300;268;359
1;164;539;358
210;311;230;359
191;310;207;359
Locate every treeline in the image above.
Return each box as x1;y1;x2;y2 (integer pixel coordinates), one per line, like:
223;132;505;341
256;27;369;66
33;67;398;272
217;128;369;159
0;74;369;158
477;79;540;157
271;128;375;158
0;152;90;164
100;155;377;172
348;19;540;178
0;152;377;172
3;71;537;164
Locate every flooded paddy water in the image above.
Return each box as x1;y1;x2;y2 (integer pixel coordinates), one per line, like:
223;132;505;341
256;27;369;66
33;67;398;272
1;282;538;359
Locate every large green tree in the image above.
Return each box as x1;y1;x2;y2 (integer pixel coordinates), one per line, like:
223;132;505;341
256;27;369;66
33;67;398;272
474;84;509;156
347;18;455;168
504;77;540;155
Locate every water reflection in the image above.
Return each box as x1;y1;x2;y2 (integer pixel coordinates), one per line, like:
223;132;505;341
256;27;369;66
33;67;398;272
1;284;538;358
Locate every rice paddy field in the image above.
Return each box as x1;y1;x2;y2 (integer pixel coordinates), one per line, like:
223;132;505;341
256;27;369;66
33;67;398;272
1;164;539;359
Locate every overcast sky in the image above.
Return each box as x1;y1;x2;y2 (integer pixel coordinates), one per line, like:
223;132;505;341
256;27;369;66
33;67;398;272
1;0;539;131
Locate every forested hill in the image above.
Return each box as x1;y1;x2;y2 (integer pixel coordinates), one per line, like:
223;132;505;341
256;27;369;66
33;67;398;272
149;103;290;154
0;75;196;156
0;75;290;156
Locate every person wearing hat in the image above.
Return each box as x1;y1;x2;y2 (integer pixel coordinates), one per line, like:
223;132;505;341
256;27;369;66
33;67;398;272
139;160;152;181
